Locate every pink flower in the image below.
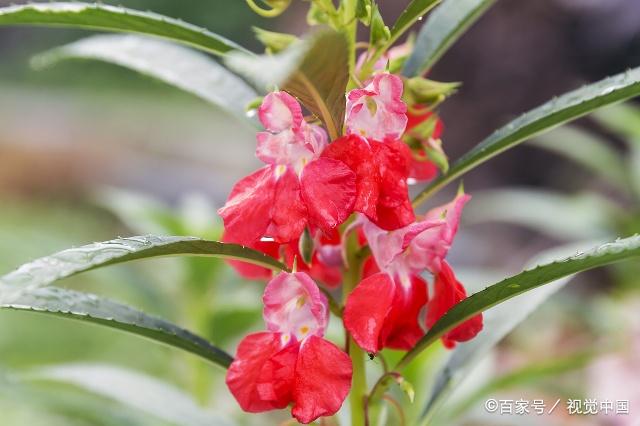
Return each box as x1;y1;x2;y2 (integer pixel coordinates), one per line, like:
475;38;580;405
226;272;352;424
256;91;328;175
346;73;408;141
219;92;357;245
344;193;482;353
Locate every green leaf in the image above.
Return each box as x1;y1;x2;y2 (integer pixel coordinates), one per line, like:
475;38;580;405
25;363;234;426
418;242;596;422
413;67;640;207
32;35;258;123
391;0;442;44
531;126;628;189
403;0;496;76
0;3;248;56
464;188;619;240
0;235;287;299
226;30;349;140
0;287;234;369
397;234;640;369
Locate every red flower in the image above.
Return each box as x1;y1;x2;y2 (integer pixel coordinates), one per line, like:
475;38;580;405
226;272;352;424
344;271;427;353
323;134;415;231
426;261;483;348
344;194;482;353
219;92;357;246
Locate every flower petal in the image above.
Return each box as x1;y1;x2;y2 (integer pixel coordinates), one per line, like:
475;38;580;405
263;272;329;340
346;73;408;140
256;129;297;165
322;135;379;219
383;275;428;350
344;272;395;353
226;332;298;413
409;193;470;273
361;218;407;270
267;167;308;243
371;140;415;230
258;91;303;133
218;166;276;245
292;335;352;424
300;157;357;232
425;261;483;348
409;156;438;181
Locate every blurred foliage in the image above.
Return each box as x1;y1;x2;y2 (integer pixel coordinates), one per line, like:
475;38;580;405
0;0;267;91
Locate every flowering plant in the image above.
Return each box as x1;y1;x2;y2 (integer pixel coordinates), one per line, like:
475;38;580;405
1;1;640;425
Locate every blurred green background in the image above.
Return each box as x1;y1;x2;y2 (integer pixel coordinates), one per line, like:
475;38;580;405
1;0;640;425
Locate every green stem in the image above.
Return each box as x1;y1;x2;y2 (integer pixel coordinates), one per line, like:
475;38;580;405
350;342;368;426
343;227;367;426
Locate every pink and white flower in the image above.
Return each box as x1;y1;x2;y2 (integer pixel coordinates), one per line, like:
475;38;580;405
344;193;483;353
226;272;352;424
219;92;357;245
346;73;408;141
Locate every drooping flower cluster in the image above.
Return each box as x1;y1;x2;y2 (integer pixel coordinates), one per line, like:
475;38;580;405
219;71;482;423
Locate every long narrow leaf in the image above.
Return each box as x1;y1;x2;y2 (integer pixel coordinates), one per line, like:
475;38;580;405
391;0;442;45
33;35;258;123
413;67;640;207
0;287;234;368
0;3;248;56
418;241;601;422
397;234;640;369
0;235;287;300
403;0;496;76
